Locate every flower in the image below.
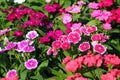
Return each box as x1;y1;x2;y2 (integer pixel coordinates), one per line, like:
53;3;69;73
52;40;62;49
61;42;70;50
25;59;38;70
93;44;106;54
91;34;101;41
26;30;39;39
13;30;23;37
5;42;16;50
14;0;25;4
1;75;19;80
62;13;72;24
47;47;58;55
68;32;81;44
6;69;17;77
102;23;112;30
65;60;78;72
62;56;71;65
88;2;99;9
45;0;51;3
79;42;90;52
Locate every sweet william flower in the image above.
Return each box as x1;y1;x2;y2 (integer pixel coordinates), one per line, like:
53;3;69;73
65;60;78;72
24;59;38;70
6;69;17;77
68;32;81;44
102;23;112;30
14;0;25;4
26;30;39;39
79;42;90;52
13;30;23;37
61;42;70;50
62;13;72;24
93;44;106;54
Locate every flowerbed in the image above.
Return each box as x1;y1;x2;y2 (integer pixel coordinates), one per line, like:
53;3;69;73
0;0;120;80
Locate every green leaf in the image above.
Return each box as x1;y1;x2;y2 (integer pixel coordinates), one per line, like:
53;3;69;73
63;0;71;8
37;60;48;71
87;20;101;26
31;73;44;80
94;68;106;79
19;69;28;80
36;29;46;36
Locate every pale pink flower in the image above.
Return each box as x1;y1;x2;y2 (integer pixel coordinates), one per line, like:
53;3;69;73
62;13;72;24
66;5;81;14
101;73;116;80
102;23;112;30
93;44;106;54
52;40;62;49
79;42;90;52
88;2;99;9
77;1;86;6
68;32;81;44
7;69;17;77
26;30;38;39
23;46;35;53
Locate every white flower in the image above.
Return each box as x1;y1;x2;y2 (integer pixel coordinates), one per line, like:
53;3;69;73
46;0;51;3
14;0;25;4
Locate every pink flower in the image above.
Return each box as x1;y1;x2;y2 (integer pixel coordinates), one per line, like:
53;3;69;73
6;69;17;77
66;5;81;14
13;30;23;37
75;77;88;80
79;42;90;52
65;60;78;72
99;0;114;8
47;47;58;55
62;13;72;24
24;59;38;70
62;56;71;65
93;44;106;54
52;40;62;49
68;32;81;44
39;36;50;44
16;40;35;52
104;54;120;67
102;23;112;30
77;1;86;6
88;2;99;9
101;73;116;80
91;34;101;41
26;30;38;39
1;75;19;80
61;42;70;50
45;4;56;13
23;46;35;53
5;42;16;50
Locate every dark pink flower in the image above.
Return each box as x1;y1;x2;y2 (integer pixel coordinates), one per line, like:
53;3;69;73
52;40;62;49
61;42;70;50
13;30;23;37
68;32;81;44
79;42;90;52
93;44;106;54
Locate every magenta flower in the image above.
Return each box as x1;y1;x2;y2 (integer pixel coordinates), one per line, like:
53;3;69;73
79;42;90;52
68;32;81;44
5;42;16;50
26;30;39;39
16;40;35;52
23;46;35;53
62;13;72;24
61;42;70;50
47;47;58;55
91;34;101;41
25;59;38;70
93;44;106;54
6;69;17;77
52;40;62;49
13;30;23;37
